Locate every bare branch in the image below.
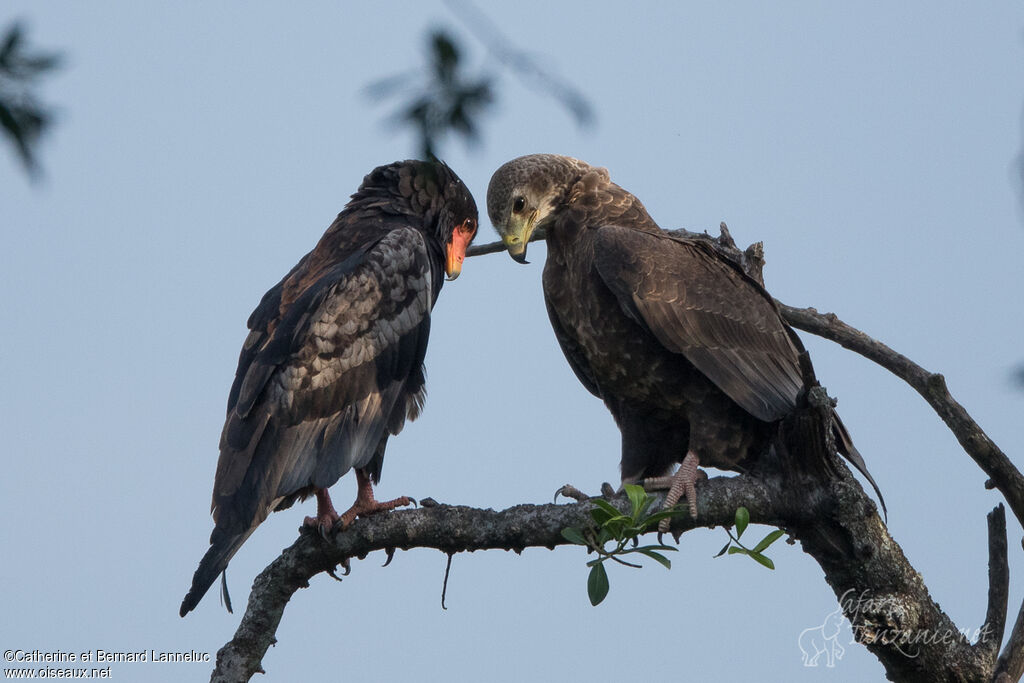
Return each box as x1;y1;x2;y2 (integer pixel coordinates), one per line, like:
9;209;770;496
981;505;1009;663
211;457;1000;682
778;304;1024;529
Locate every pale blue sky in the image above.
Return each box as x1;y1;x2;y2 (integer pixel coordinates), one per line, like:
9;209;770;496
3;3;1023;681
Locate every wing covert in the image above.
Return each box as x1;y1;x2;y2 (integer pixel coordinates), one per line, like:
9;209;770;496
592;225;803;422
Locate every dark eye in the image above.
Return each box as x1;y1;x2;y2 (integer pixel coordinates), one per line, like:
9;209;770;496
512;197;526;214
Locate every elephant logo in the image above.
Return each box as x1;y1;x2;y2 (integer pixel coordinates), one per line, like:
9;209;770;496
798;607;847;667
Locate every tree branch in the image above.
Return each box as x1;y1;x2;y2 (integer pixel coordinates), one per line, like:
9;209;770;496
212;461;999;682
777;304;1024;532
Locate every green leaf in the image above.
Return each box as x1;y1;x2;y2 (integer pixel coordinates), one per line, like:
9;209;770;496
734;507;750;539
624;484;647;516
589;505;614;526
632;544;678;553
588;562;610;606
641;508;684;528
727;546;748;556
713;542;732;558
748;551;776;570
592;498;623;518
636;549;672;569
752;529;785;554
560;527;588;546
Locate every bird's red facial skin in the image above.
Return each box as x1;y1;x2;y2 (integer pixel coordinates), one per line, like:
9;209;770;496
445;218;477;280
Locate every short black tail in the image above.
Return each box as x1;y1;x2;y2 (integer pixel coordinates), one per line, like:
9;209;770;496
179;527;251;617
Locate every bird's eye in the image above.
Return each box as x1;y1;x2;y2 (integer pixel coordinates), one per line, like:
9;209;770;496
512;197;526;214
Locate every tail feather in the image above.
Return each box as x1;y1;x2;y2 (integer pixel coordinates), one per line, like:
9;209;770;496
832;411;887;521
179;526;254;617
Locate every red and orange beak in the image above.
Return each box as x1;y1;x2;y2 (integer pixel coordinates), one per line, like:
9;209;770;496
445;218;477;280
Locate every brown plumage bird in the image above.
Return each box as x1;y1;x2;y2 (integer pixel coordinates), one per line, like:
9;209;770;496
180;160;478;617
486;154;882;521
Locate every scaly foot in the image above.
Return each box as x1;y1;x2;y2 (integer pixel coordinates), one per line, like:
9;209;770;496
337;469;413;529
642;452;705;533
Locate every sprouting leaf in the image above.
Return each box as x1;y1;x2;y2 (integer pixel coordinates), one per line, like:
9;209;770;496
714;541;732;558
588;562;610;606
752;529;785;554
624;484;647;516
560;527;588;546
734;507;750;539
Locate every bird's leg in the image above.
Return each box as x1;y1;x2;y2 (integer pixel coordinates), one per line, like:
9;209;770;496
338;469;413;529
642;452;704;532
303;488;341;534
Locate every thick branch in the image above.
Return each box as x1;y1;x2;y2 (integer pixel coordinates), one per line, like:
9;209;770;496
212;465;997;682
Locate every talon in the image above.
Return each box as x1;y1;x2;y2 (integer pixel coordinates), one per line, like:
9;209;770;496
421;497;438;508
555;484;590;503
383;547;396;567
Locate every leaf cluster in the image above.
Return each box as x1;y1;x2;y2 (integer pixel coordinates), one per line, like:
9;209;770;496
713;507;785;570
561;484;682;606
365;29;492;161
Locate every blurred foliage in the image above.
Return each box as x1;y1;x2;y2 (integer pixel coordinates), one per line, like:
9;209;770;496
366;30;493;161
0;20;61;177
367;1;593;161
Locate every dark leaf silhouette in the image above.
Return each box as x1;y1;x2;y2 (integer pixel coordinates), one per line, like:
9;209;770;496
0;21;61;177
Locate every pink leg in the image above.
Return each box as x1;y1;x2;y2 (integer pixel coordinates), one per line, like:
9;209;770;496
303;488;342;534
337;469;413;529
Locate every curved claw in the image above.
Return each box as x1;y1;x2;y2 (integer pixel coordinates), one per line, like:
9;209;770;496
382;547;396;568
554;484;590;503
326;557;351;582
408;496;418;508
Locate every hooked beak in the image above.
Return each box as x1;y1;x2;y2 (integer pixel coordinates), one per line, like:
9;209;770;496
445;219;477;281
501;210;537;264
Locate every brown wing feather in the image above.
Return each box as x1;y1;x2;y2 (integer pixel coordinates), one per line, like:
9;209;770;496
592;225;804;423
180;225;435;618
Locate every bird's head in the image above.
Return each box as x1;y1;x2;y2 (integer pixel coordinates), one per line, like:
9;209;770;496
487;154;590;263
371;160;479;280
432;163;479;281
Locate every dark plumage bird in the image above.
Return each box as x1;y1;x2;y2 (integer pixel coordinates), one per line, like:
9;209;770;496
180;160;478;617
487;154;882;522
